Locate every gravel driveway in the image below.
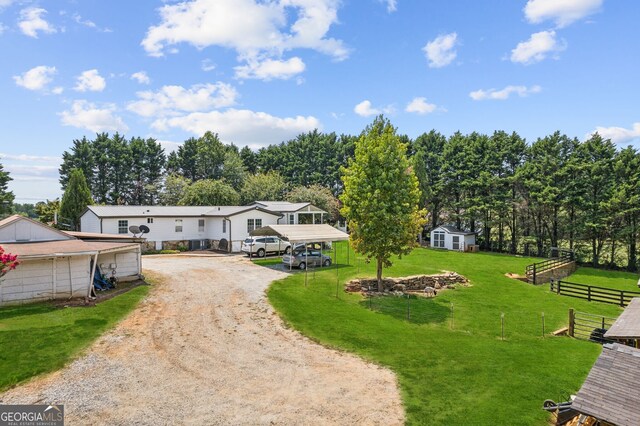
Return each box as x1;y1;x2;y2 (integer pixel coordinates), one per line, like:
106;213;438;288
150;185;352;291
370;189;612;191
1;254;404;425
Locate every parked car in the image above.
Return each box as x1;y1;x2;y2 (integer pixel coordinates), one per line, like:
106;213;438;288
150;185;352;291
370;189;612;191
242;237;291;257
282;247;332;269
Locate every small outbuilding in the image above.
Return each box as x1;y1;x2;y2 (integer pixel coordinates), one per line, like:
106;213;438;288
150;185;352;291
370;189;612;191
430;226;476;251
0;215;142;306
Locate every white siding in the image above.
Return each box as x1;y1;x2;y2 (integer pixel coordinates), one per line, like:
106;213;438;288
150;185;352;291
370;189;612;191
100;216;210;243
229;210;280;252
0;256;90;306
0;220;70;242
80;210;101;233
97;248;141;281
430;227;476;251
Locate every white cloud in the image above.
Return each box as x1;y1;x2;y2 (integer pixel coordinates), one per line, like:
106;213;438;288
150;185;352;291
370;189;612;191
381;0;397;13
18;7;57;38
60;100;128;133
52;86;64;94
405;97;437;115
152;109;321;147
131;71;151;85
157;140;182;153
510;30;566;64
127;83;238;118
141;0;348;78
591;123;640;145
72;13;112;33
354;100;394;117
0;153;61;162
469;85;541;101
74;69;106;92
0;0;16;8
423;32;458;68
354;100;379;117
13;65;56;91
234;57;306;80
0;23;6;35
201;59;216;71
524;0;602;28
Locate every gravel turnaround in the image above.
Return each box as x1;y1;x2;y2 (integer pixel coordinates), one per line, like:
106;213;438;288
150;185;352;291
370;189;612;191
1;255;404;425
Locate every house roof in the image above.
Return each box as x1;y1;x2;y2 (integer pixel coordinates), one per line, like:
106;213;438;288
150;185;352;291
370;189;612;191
571;343;640;426
250;224;349;243
433;225;476;236
253;201;326;213
2;240;139;259
604;298;640;339
64;231;143;241
84;205;281;218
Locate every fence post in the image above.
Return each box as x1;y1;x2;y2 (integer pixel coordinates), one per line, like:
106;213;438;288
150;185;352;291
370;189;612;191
557;280;561;294
406;295;410;321
588;286;591;302
569;309;575;337
533;264;536;284
549;279;553;292
620;291;624;307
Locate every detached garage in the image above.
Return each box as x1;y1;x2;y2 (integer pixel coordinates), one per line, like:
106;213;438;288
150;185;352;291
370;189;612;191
430;226;476;252
0;215;142;306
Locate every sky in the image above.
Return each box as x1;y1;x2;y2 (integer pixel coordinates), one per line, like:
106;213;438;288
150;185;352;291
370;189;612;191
1;0;639;203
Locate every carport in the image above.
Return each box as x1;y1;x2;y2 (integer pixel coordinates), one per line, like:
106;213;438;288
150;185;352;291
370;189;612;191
250;225;350;293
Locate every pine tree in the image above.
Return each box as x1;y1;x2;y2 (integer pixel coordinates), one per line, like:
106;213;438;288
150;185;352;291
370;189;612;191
59;169;93;231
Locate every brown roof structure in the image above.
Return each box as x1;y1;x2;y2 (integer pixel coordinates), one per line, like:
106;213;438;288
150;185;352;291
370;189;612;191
64;230;143;241
571;343;640;426
604;298;640;339
2;240;139;259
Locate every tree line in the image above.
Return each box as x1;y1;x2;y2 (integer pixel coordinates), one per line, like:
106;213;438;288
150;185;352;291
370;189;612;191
4;119;639;271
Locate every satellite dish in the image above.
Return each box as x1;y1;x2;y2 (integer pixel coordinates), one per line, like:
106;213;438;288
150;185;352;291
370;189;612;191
139;225;150;234
129;225;141;235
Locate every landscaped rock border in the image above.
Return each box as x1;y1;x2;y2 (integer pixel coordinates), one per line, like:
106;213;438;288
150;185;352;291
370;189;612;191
345;272;469;295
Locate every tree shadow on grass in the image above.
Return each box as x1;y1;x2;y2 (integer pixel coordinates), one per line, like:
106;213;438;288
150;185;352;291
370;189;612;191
359;294;451;325
0;303;57;321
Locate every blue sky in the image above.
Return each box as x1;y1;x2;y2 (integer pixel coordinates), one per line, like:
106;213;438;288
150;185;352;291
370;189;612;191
1;0;639;203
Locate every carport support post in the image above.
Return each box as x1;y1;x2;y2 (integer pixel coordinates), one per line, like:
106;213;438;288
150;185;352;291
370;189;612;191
335;243;339;299
304;241;308;287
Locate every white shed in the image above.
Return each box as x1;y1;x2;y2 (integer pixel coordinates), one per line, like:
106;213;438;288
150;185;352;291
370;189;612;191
430;226;476;251
0;215;142;306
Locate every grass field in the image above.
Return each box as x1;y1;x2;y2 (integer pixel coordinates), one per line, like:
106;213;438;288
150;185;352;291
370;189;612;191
266;244;630;425
0;285;149;392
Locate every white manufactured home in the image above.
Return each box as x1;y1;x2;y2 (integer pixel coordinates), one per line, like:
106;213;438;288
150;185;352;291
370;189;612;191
430;226;476;251
0;215;142;306
80;205;283;252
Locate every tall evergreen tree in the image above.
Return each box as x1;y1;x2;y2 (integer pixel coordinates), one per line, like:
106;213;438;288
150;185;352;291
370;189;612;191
0;161;14;215
59;169;92;230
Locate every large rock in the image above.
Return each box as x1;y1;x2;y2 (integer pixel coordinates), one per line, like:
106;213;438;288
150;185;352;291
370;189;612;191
345;272;469;294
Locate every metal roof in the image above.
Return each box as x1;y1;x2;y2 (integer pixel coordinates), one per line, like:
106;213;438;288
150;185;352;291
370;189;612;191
85;205;281;218
253;201;326;213
0;214;72;240
604;298;640;339
571;343;640;426
64;231;142;241
249;224;349;243
2;240;139;259
433;225;476;236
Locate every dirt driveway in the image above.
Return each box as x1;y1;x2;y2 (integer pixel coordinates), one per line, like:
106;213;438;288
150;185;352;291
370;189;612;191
0;255;404;425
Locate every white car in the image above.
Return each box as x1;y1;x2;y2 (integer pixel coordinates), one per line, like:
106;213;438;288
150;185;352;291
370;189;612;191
242;236;291;257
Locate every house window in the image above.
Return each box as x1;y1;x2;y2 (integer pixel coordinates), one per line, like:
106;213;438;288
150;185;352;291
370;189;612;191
452;236;460;250
198;219;205;232
289;214;295;224
147;218;154;224
247;218;263;233
175;219;183;232
118;220;128;234
222;220;226;233
433;231;445;248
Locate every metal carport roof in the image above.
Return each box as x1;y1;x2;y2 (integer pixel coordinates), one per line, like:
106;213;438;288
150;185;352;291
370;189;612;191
249;224;349;243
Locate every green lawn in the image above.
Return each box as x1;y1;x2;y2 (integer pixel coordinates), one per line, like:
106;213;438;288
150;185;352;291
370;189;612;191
0;285;149;392
568;267;640;292
267;244;628;425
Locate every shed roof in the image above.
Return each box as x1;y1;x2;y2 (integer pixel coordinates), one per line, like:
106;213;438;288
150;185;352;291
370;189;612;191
2;240;139;259
571;343;640;426
433;225;476;236
0;214;72;241
249;224;349;243
85;205;281;218
604;298;640;339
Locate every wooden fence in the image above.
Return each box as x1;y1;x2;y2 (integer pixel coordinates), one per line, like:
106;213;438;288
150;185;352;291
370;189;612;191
550;279;640;307
568;309;616;344
526;250;574;284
